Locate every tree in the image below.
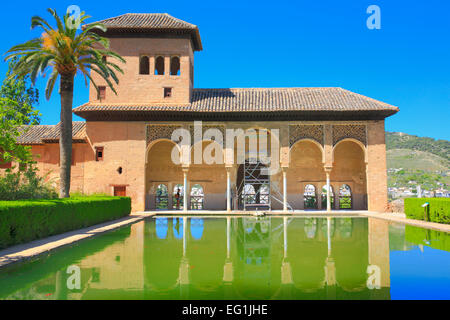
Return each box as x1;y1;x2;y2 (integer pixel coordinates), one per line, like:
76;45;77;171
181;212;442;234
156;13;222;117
5;8;125;197
0;98;34;165
0;59;40;125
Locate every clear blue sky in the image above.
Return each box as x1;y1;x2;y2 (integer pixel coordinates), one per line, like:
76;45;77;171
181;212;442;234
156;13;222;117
1;0;449;140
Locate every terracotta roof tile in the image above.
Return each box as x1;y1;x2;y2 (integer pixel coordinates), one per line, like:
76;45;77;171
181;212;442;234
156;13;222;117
85;13;202;51
73;87;398;114
16;122;86;145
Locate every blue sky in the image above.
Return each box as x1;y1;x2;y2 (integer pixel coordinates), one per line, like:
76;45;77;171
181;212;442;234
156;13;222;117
0;0;449;140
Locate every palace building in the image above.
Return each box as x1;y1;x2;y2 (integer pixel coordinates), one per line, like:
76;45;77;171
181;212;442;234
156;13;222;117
11;13;398;212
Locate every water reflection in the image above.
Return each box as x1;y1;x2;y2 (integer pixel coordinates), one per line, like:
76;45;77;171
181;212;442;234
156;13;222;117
0;217;449;300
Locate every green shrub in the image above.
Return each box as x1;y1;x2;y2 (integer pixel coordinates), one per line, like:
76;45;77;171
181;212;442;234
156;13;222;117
0;167;57;200
0;196;131;249
405;225;450;252
404;198;450;224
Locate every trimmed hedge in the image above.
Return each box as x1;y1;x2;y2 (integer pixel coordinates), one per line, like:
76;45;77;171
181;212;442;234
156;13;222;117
0;196;131;249
404;198;450;224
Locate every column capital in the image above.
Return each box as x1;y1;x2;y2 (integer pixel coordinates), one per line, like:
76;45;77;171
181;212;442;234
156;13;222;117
324;165;333;173
182;167;189;173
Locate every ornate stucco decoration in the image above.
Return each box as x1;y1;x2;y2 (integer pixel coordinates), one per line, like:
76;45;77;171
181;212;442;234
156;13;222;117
332;124;367;145
289;125;324;147
146;125;182;147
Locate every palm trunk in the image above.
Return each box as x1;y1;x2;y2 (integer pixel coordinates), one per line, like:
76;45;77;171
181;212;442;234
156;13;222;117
59;73;74;198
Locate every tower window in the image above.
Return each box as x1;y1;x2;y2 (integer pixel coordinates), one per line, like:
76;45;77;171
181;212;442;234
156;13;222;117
155;56;165;75
98;86;106;101
139;56;149;75
95;147;104;161
170;56;180;76
164;88;172;98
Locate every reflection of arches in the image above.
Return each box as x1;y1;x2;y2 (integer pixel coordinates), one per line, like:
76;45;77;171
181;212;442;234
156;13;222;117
339;218;353;238
304;184;317;209
190;218;204;240
190;184;204;210
155;184;168;210
155;217;168;239
173;184;184;210
172;217;183;239
304;218;318;239
321;185;335;209
339;184;352;209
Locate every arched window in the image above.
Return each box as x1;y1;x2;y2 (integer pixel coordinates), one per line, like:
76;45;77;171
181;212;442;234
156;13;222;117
339;184;352;209
259;183;270;204
321;185;335;209
190;184;204;210
242;184;256;205
155;56;165;75
304;218;318;239
173;184;184;210
139;56;149;75
304;184;317;209
155;184;168;210
170;56;180;76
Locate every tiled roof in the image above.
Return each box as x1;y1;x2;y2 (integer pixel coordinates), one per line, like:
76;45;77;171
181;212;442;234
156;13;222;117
74;87;399;113
85;13;202;51
16;125;54;145
16;122;86;145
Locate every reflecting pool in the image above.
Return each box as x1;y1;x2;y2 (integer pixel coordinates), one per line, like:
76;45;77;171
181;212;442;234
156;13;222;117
0;216;449;300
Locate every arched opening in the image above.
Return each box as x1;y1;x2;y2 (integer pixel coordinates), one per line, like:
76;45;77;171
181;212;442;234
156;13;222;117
189;140;226;210
237;160;270;210
332;140;367;210
304;184;317;209
190;184;204;210
145;139;182;210
321;185;335;209
155;184;168;210
173;184;184;210
170;56;180;76
339;184;352;209
139;56;149;75
155;56;165;75
288;140;325;210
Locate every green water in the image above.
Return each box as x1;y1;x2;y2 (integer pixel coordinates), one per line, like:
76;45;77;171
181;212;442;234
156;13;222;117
0;216;449;300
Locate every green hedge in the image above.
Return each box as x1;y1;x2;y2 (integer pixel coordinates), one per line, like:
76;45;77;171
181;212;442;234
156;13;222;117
404;198;450;224
0;196;131;249
405;225;450;252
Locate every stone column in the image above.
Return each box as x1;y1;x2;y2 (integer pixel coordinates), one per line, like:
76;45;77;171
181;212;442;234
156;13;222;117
226;167;231;212
325;167;332;212
183;168;188;212
282;168;288;212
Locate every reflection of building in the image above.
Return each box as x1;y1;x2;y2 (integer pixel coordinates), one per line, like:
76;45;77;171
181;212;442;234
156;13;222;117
0;217;392;300
6;13;397;213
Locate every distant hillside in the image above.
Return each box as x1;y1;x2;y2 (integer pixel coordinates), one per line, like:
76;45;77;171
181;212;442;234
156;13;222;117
385;132;450;191
386;132;450;162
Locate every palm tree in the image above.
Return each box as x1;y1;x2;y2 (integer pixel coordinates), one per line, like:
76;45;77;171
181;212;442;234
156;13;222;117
5;8;125;197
